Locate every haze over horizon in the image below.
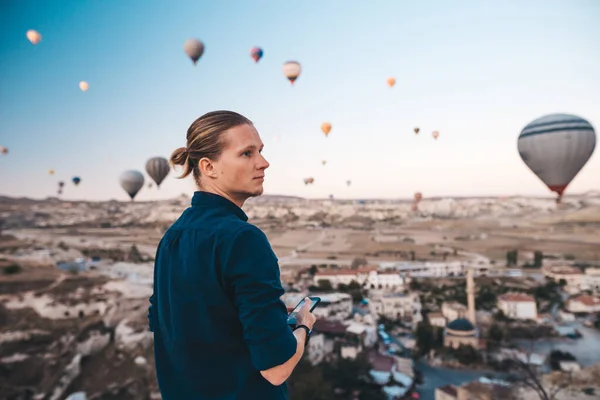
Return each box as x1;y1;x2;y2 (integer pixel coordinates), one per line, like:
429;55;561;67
1;0;598;202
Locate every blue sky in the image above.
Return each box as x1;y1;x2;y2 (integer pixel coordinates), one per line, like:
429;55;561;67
1;0;599;201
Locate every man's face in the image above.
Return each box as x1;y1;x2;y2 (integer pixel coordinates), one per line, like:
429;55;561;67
211;124;269;202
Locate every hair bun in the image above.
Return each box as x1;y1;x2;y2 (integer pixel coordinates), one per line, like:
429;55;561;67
169;146;189;167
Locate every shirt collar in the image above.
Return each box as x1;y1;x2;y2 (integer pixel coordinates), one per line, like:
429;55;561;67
191;191;248;221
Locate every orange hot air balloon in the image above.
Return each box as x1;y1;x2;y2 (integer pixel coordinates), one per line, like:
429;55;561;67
79;81;89;91
387;77;396;87
321;122;332;137
303;177;314;185
0;146;7;155
432;130;440;140
26;30;42;45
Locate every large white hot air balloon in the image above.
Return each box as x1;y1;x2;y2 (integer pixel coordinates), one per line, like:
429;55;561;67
120;170;145;201
79;81;89;91
517;113;596;203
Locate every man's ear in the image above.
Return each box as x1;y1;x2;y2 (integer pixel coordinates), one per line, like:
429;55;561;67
199;157;217;178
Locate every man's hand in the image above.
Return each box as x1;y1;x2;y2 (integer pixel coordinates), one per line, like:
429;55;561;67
296;297;316;330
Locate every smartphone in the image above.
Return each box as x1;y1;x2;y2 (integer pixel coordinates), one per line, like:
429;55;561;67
287;296;321;328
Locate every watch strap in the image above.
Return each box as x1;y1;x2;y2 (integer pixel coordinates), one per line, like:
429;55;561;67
294;324;311;345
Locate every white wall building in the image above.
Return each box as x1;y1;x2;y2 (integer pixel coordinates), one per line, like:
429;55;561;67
313;266;378;288
441;301;467;322
567;295;600;314
306;333;326;365
427;312;447;328
367;271;405;290
313;293;353;321
497;293;538;320
369;292;422;325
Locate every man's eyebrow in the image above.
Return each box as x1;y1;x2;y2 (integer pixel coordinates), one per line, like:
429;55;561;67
240;144;264;151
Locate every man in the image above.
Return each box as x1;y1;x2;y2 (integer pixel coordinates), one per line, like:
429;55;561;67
148;110;316;399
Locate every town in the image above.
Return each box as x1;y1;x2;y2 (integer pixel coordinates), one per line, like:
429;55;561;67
1;193;600;399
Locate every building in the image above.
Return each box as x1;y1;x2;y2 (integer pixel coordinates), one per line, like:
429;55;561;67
567;294;600;314
306;333;326;365
444;268;480;349
441;301;467;321
313;266;378;288
313;293;353;320
497;293;538;320
436;380;512;400
368;291;422;326
436;385;458;400
280;292;353;321
427;312;447;328
367;271;404;290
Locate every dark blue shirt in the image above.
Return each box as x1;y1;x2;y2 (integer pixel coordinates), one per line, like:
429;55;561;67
148;191;297;399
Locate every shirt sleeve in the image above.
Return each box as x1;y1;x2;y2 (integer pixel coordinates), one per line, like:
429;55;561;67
223;225;297;372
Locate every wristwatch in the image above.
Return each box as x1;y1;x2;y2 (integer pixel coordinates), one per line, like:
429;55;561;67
294;324;312;345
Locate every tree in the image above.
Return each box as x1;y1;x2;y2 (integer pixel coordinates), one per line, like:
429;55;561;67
317;279;333;292
288;359;335;400
488;323;504;343
351;257;368;269
415;321;436;356
309;265;318;276
534;251;544;268
506;249;519;266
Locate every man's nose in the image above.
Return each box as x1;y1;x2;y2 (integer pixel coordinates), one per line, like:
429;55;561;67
258;154;270;169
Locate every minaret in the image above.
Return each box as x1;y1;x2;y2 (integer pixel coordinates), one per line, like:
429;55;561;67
466;267;476;324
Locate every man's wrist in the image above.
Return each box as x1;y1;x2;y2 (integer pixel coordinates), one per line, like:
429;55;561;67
293;324;311;345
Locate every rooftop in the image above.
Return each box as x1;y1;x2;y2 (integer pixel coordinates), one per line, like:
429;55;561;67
498;292;536;303
446;318;476;332
437;384;457;397
569;294;600;307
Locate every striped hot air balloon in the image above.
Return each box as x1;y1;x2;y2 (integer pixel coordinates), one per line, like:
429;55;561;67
517;113;596;203
145;157;170;188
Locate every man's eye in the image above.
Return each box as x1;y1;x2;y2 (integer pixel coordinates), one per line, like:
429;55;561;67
242;151;251;156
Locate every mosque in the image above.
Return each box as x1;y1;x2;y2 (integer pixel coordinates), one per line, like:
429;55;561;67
443;268;480;349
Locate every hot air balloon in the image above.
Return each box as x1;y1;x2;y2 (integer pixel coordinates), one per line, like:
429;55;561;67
120;170;145;201
79;81;89;92
517;113;596;203
49;169;55;175
387;77;396;87
145;156;170;188
412;191;423;211
322;160;327;166
432;131;439;140
346;180;351;186
184;39;205;65
250;47;263;63
303;177;314;185
0;146;7;155
72;177;81;186
26;30;42;45
58;181;65;188
321;122;332;137
283;61;301;85
414;127;420;135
